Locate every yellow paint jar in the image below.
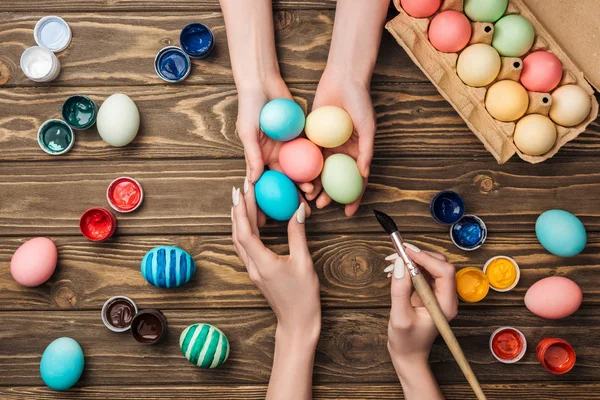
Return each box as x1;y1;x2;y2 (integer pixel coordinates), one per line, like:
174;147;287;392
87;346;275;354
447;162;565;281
455;267;489;302
483;256;520;292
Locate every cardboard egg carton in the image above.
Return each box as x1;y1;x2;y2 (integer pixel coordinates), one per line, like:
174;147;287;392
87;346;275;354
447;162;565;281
387;0;599;164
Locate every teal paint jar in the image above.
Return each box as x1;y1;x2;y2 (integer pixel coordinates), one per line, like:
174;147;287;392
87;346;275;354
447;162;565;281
62;95;98;130
37;119;74;155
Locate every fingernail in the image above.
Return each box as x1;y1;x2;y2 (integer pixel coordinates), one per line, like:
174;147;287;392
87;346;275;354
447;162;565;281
243;177;249;194
232;187;240;206
385;253;399;261
296;203;306;224
394;257;406;279
384;264;394;273
403;242;421;253
387;273;392;278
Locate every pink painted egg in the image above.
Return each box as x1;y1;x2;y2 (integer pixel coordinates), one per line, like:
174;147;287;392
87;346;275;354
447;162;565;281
278;138;324;183
524;277;582;320
401;0;442;18
521;51;563;92
10;237;57;287
428;10;472;53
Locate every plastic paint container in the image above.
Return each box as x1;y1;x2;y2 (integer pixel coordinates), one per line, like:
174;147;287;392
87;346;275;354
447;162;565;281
455;267;489;302
101;296;138;333
180;23;215;59
37;119;74;155
20;46;61;82
537;338;576;374
430;190;465;225
490;327;527;363
450;215;487;251
154;46;191;83
79;207;117;242
107;177;144;213
131;309;168;345
62;95;98;130
34;16;72;52
483;256;520;292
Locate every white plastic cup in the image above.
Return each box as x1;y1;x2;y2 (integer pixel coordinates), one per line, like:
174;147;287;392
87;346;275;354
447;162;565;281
20;46;61;82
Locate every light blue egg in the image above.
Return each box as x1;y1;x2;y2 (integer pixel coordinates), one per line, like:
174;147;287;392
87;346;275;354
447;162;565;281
259;98;305;142
40;337;84;391
255;170;299;221
536;210;586;257
141;246;196;288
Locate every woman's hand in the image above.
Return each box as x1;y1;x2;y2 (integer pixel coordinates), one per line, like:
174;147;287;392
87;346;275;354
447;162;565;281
385;243;458;400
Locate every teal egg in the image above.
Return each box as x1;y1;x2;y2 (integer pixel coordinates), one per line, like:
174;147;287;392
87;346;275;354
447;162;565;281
255;170;299;221
492;15;535;57
141;246;196;288
321;154;364;204
40;337;84;391
180;323;230;368
259;98;305;142
536;210;586;257
464;0;508;23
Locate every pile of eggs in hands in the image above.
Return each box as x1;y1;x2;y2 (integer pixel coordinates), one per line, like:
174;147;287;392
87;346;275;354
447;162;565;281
400;0;594;157
255;99;363;221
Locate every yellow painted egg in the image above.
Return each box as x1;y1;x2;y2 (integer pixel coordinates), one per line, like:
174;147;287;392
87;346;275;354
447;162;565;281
514;114;557;156
550;85;592;127
305;106;353;148
485;80;529;122
457;44;501;87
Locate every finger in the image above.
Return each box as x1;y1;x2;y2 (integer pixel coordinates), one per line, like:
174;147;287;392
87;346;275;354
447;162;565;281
390;266;416;324
356;117;375;178
410;290;424;308
316;190;332;209
240;135;264;183
231;206;250;267
257;209;267;228
298;191;312;217
305;177;323;201
425;251;447;262
298;181;314;194
344;176;368;217
243;177;259;235
287;203;310;260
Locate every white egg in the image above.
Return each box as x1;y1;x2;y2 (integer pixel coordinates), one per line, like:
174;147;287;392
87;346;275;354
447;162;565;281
97;94;140;147
549;85;592;127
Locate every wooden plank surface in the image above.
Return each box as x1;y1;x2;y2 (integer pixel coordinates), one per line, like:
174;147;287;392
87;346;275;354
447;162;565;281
0;308;598;386
0;11;420;88
1;233;599;311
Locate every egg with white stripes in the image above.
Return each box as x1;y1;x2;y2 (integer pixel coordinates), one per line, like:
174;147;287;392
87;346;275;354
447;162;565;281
180;323;230;368
141;246;196;288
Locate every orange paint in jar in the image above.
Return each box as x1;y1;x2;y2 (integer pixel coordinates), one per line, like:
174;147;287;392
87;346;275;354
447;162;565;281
455;267;489;302
537;338;576;374
489;327;526;363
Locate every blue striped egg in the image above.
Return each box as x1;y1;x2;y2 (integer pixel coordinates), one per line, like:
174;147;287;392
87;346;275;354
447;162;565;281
180;323;230;368
141;246;195;288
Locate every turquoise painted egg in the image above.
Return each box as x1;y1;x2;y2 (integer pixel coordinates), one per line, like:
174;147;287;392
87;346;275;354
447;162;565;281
40;337;84;391
259;98;305;142
141;246;196;288
180;323;230;368
536;210;586;257
255;170;299;221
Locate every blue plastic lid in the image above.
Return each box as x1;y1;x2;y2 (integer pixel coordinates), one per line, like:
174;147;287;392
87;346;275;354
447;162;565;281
180;23;215;59
430;190;465;225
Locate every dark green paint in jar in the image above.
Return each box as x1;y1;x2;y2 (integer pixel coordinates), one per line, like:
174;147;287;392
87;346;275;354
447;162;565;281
62;95;97;130
37;119;74;155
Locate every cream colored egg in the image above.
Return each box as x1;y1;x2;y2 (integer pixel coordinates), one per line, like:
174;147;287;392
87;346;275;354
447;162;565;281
485;80;529;122
97;93;140;147
550;85;592;127
514;114;557;156
305;106;353;148
457;44;501;87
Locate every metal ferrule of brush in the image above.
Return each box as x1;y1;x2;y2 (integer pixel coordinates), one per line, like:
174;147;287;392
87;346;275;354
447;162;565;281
390;232;421;277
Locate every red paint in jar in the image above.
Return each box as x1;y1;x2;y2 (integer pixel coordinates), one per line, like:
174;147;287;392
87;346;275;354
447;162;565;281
489;327;526;363
79;207;117;241
537;338;576;374
107;177;143;213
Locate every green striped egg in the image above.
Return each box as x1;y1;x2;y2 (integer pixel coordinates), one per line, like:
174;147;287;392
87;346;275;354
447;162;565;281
180;323;230;369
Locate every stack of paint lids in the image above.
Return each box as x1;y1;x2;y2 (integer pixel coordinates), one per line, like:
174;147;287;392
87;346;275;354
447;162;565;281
155;23;216;83
20;16;72;83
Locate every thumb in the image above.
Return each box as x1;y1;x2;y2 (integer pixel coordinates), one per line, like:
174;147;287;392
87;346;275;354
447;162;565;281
287;203;309;259
357;119;375;179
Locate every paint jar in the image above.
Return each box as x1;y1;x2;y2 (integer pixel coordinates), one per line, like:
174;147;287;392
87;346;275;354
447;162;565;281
37;119;74;155
455;267;489;302
180;23;215;59
79;207;117;242
34;16;72;53
430;190;465;225
489;327;527;363
20;46;61;82
537;338;576;374
483;256;520;292
131;309;168;345
450;215;487;251
101;296;138;333
62;95;98;130
106;177;144;213
154;46;191;83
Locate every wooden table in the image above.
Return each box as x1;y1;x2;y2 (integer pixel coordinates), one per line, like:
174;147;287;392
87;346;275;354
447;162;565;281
1;1;599;399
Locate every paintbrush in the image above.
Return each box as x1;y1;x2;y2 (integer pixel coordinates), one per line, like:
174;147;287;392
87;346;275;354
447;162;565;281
374;209;487;400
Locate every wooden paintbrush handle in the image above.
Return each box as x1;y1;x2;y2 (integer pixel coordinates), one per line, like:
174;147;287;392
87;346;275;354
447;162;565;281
412;273;487;400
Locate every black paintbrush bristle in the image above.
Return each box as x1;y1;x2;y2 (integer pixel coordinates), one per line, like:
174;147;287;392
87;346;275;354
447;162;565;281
373;209;398;235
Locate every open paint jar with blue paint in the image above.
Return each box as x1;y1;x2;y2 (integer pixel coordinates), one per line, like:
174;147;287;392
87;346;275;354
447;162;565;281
180;23;215;59
430;190;487;251
154;46;191;83
62;95;98;130
37;119;74;155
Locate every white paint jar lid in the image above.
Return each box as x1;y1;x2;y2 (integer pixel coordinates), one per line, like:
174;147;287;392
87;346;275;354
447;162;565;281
34;16;72;52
